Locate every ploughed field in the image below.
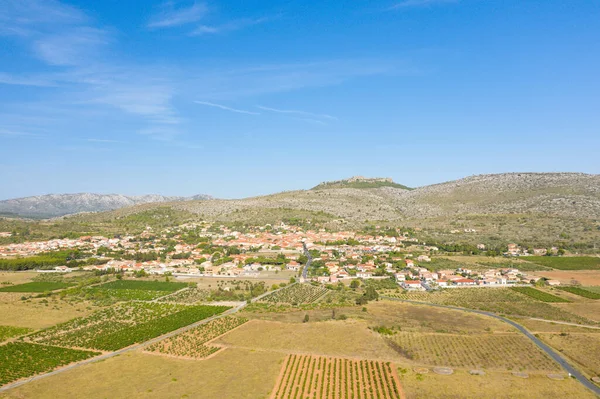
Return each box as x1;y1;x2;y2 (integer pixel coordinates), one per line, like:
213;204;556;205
271;354;404;399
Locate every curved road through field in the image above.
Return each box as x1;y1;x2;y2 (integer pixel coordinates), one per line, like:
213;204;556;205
383;296;600;397
301;242;312;281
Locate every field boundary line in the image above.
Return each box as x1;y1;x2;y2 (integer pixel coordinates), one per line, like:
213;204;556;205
527;318;600;330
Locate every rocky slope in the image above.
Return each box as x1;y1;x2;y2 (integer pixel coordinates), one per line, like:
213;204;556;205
0;193;213;218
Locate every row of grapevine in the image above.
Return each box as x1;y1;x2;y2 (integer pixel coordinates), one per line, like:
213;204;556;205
157;287;211;303
510;287;570;303
0;342;99;386
271;354;403;399
26;302;229;351
384;288;592;324
388;332;560;371
556;287;600;300
260;284;328;305
145;316;247;359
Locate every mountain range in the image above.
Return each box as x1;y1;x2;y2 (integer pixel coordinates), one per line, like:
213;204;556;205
0;193;213;219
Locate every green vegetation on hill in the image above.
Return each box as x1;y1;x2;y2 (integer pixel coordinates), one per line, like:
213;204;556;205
312;180;411;190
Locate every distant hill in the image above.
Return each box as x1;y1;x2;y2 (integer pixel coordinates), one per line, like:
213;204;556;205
2;172;599;249
0;193;213;219
312;176;412;190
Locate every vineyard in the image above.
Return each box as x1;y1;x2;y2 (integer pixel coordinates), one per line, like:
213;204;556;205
557;287;600;300
383;288;593;324
0;342;99;386
523;256;600;270
158;287;211;303
260;284;328;305
80;287;168;302
387;332;560;371
510;287;570;303
26;302;229;351
145;316;247;359
0;281;74;293
96;280;188;292
539;333;600;376
270;354;403;399
0;326;32;342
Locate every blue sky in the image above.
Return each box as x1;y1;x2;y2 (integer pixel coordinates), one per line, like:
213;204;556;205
1;0;599;200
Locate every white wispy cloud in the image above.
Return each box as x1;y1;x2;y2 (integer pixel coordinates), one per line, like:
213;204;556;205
0;129;38;137
33;27;110;66
0;72;56;87
391;0;459;9
194;101;260;115
0;0;86;36
147;1;208;28
191;16;273;36
86;138;125;144
256;105;337;121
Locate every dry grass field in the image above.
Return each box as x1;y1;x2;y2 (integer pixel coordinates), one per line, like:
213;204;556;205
214;319;405;362
398;368;597;399
552;302;600;323
270;354;404;399
388;332;560;371
0;295;95;329
0;272;39;285
241;300;515;334
0;349;285;399
533;270;600;286
539;333;600;377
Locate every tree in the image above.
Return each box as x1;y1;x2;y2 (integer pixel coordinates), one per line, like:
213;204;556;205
303;314;310;323
350;279;361;290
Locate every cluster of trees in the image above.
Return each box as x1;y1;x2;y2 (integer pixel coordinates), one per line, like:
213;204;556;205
0;250;88;271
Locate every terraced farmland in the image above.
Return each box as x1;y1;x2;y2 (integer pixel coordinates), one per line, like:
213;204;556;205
270;354;403;399
26;302;229;351
0;342;99;386
388;333;560;371
145;316;247;359
260;284;328;305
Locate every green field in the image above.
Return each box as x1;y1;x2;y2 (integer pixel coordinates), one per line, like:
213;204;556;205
0;342;99;386
96;280;188;292
510;287;570;303
557;287;600;300
0;282;74;293
524;257;600;270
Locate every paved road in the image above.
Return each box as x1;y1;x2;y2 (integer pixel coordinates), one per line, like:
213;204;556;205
0;284;291;393
383;296;600;397
301;242;312;281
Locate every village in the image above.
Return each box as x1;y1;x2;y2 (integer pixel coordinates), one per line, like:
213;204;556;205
0;223;559;290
